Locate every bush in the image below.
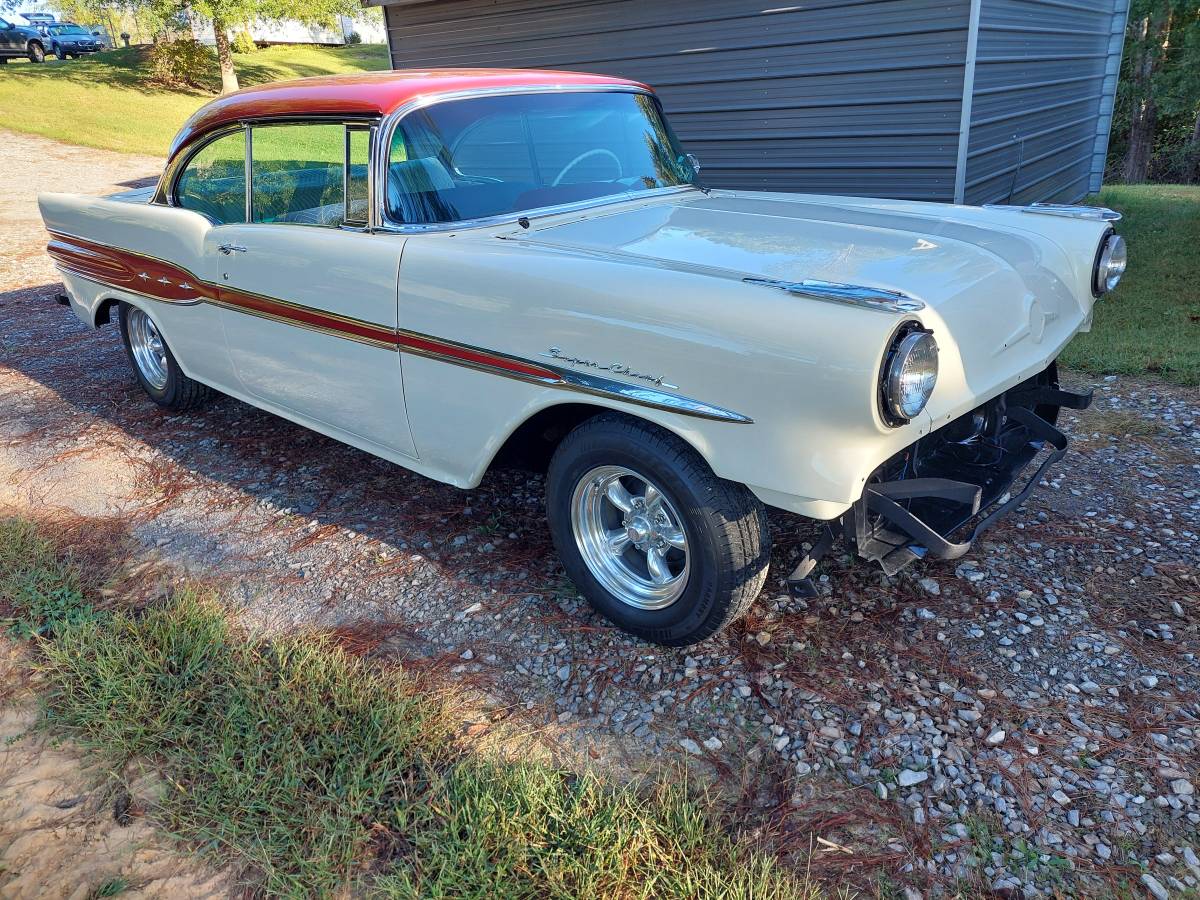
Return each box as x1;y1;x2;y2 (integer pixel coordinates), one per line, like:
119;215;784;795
345;31;362;44
231;30;256;54
148;38;216;90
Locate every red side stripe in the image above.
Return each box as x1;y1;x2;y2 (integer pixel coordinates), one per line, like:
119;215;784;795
48;231;563;382
396;333;562;382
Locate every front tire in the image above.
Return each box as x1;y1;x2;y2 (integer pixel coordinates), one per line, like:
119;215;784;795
547;413;770;646
28;41;44;63
117;302;212;411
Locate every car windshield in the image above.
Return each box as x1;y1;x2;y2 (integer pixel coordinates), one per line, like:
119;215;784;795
386;90;697;226
52;24;89;34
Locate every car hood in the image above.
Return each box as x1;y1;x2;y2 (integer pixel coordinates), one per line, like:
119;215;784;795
515;188;1100;421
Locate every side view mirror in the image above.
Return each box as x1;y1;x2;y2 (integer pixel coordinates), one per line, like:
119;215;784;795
686;153;701;175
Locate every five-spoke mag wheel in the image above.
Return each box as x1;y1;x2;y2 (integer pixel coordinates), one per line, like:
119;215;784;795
547;413;770;646
571;465;689;610
125;306;170;390
117;301;213;411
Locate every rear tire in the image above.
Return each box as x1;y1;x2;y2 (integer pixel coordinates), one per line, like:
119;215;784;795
28;42;44;63
546;413;770;646
117;302;213;411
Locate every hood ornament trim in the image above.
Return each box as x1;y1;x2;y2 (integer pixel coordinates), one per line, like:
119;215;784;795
982;202;1122;222
743;277;925;313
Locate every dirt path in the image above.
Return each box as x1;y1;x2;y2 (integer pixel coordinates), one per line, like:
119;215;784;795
0;641;229;899
1;128;1198;895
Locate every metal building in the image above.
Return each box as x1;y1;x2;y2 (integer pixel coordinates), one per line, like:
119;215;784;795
369;0;1129;205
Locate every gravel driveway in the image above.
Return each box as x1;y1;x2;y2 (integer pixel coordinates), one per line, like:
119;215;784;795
1;128;1197;897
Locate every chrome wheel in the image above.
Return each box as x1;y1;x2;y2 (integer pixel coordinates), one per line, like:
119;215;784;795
125;307;169;391
570;465;689;610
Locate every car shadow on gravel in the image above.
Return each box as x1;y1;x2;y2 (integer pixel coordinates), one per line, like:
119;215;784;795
5;279;1137;714
0;283;825;616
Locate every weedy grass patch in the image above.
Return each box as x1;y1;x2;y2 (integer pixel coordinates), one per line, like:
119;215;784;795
0;517;812;898
1062;184;1200;386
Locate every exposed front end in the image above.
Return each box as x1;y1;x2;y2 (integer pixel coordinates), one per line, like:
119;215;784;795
788;362;1093;594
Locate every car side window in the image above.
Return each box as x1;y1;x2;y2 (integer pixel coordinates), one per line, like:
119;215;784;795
249;123;364;227
175;130;247;225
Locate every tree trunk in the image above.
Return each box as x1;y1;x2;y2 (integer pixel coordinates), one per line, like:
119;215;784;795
212;17;239;94
1123;95;1157;183
1122;5;1170;183
1188;110;1200;184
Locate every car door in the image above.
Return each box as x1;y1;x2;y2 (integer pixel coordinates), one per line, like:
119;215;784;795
0;19;20;53
204;121;417;459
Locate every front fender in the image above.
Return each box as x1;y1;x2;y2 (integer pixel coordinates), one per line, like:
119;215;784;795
396;231;929;515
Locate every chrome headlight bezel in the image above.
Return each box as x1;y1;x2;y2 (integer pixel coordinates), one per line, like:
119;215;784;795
1092;231;1127;297
879;325;939;427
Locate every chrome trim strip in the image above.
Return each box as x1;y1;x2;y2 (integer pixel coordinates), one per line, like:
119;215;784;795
51;231;751;425
552;367;753;424
393;329;750;423
373;84;701;235
743;277;926;313
53;266;205;309
982;202;1122;222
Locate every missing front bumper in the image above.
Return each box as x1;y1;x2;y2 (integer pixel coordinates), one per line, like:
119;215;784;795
788;367;1093;596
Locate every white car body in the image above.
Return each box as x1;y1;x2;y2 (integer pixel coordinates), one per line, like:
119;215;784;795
37;70;1123;643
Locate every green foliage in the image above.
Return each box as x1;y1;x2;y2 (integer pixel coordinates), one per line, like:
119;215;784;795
1109;0;1200;183
148;38;218;90
231;30;257;54
88;877;131;898
6;518;807;898
345;30;361;44
0;519;99;640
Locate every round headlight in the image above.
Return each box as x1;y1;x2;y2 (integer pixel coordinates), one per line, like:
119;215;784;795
882;329;938;424
1093;233;1127;295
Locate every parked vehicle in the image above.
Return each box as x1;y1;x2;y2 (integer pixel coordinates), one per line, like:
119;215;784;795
0;15;45;62
45;22;103;58
39;70;1126;645
19;11;56;34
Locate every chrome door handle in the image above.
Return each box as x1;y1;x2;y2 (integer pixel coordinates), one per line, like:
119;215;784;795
217;244;247;255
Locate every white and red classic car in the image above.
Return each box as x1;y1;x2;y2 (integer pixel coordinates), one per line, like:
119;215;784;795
40;69;1126;645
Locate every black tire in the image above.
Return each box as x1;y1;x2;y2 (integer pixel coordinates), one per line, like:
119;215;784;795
117;302;213;411
546;413;770;646
54;44;66;60
28;41;44;63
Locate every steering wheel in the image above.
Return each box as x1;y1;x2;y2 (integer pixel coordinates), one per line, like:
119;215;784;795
552;148;622;187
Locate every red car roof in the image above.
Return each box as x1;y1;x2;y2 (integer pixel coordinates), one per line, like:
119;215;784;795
168;69;649;160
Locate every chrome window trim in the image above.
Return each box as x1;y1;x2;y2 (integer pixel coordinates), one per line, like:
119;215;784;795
243;125;253;224
155;115;381;216
152;122;248;220
981;202;1122;222
373;84;702;234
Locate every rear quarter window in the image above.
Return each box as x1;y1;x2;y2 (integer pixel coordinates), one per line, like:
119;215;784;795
175;130;247;224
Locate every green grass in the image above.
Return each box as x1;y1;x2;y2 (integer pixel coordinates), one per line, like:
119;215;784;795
0;518;810;899
1060;184;1200;385
0;44;388;156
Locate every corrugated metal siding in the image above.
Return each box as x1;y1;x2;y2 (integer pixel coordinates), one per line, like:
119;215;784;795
962;0;1127;205
382;0;970;200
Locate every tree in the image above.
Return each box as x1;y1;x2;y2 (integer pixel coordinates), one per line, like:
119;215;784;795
1122;1;1172;182
142;0;359;93
1115;0;1200;183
